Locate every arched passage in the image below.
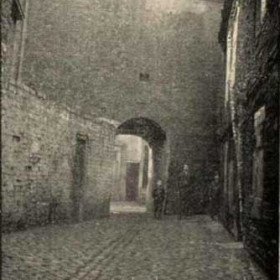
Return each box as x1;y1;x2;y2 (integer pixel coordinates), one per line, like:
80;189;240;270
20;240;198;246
114;117;170;212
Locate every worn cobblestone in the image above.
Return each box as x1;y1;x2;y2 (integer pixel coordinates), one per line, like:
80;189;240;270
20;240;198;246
2;214;268;280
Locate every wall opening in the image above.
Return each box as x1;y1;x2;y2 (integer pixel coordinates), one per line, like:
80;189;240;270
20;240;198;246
72;134;87;222
111;118;169;214
126;162;140;201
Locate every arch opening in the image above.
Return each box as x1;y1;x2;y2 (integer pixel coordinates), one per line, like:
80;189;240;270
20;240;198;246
117;117;166;147
110;118;170;214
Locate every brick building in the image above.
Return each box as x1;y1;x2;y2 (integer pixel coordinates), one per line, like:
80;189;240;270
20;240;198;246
18;0;225;195
1;1;118;231
2;0;228;218
3;0;245;232
218;0;279;278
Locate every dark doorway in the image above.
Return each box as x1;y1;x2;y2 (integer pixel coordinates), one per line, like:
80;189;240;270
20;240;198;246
126;163;140;201
116;118;169;212
72;135;87;221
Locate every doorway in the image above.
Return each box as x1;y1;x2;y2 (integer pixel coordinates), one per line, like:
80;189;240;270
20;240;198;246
72;135;87;221
126;162;140;201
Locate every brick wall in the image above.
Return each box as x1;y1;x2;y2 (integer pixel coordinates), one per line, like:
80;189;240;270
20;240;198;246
2;81;117;231
239;3;279;278
20;0;224;192
242;3;279;277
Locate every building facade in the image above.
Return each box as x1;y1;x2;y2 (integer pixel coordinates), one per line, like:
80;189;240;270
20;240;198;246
1;0;119;231
16;0;225;194
219;0;279;278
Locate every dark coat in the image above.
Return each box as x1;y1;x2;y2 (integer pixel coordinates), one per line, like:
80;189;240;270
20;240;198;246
152;187;165;203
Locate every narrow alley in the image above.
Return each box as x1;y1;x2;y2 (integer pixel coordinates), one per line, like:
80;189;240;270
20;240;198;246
2;210;267;280
1;0;279;279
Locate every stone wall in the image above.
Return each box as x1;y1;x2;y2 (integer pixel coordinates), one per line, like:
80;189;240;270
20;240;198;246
20;0;224;191
218;1;279;278
242;3;279;278
2;80;117;232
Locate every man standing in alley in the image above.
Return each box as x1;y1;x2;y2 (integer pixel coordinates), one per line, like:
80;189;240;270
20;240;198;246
209;173;220;220
152;179;166;219
177;163;191;220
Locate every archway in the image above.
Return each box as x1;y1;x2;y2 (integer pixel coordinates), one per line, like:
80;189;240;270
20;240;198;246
112;117;170;212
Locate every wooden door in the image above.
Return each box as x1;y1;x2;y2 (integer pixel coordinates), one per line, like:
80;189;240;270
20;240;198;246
126;163;139;201
73;136;86;221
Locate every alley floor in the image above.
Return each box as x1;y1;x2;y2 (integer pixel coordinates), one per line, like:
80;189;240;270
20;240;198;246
2;212;268;280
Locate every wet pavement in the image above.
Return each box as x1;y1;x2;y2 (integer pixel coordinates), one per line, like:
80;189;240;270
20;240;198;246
2;209;268;280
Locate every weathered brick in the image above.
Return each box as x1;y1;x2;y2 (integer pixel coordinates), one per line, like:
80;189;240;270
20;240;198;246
2;82;118;232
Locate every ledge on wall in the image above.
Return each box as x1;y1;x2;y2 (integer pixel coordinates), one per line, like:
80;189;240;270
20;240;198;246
5;79;122;127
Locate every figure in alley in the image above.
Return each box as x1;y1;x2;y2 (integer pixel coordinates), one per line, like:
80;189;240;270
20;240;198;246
209;173;221;220
177;164;191;220
152;180;166;219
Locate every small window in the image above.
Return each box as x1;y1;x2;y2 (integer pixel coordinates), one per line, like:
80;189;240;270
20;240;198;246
254;0;267;36
12;135;21;142
251;106;265;218
254;106;265;149
139;73;150;82
260;0;267;22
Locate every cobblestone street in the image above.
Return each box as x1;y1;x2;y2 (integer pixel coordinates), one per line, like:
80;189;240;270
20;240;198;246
2;211;268;280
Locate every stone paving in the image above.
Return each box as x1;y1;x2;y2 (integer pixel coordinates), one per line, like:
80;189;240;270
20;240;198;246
110;202;146;214
2;213;268;280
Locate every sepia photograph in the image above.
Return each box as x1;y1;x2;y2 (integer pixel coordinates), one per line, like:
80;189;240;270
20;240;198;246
1;0;279;279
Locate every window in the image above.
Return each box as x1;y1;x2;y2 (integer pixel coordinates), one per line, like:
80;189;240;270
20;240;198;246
225;2;240;105
254;0;267;35
251;106;265;218
260;0;267;22
139;73;150;82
